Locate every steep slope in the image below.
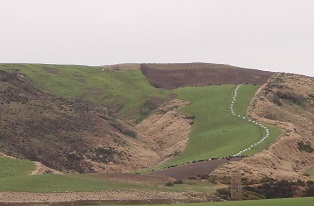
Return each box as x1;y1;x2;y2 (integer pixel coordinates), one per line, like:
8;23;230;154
141;63;273;89
213;73;314;180
0;64;172;122
135;99;192;163
0;70;165;173
0;63;279;175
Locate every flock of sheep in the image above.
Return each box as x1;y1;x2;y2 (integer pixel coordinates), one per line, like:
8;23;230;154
230;84;270;156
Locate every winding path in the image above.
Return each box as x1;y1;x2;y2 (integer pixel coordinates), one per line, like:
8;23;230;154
230;84;270;156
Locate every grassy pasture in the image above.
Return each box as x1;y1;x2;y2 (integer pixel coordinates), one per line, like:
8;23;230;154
0;171;222;193
156;85;281;167
0;174;160;192
0;156;35;177
0;64;171;120
0;155;224;193
0;156;220;193
151;197;314;206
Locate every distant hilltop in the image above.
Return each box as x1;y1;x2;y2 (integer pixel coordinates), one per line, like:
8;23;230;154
140;63;274;89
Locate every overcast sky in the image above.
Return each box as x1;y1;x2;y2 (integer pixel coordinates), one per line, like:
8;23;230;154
0;0;313;77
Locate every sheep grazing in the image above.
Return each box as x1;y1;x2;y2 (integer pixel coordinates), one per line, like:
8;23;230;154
231;84;271;156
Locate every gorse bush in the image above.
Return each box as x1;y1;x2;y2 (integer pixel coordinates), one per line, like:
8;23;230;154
297;141;314;153
165;182;174;186
123;130;137;138
275;91;305;107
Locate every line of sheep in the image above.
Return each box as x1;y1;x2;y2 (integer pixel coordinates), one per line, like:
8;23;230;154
230;84;270;156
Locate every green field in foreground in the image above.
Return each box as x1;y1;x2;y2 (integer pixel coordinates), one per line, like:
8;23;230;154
0;156;222;193
153;85;281;168
0;173;225;193
0;64;170;120
0;157;155;192
152;197;314;206
0;174;157;192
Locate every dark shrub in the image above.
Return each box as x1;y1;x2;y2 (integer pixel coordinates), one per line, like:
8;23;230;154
272;94;282;106
174;180;183;184
123;130;137;138
297;141;314;153
165;182;174;186
275;91;305;107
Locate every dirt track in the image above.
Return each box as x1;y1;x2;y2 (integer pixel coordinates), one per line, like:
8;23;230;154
0;190;207;204
151;158;243;180
141;63;273;89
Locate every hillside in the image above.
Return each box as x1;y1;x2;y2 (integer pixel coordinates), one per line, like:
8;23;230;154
141;63;273;89
0;70;176;173
0;63;281;174
0;64;171;122
213;73;314;180
1;63;314;204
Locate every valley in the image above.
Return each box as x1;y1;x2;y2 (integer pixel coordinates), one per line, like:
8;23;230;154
0;63;313;205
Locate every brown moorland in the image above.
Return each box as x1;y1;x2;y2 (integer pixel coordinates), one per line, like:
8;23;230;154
141;63;274;89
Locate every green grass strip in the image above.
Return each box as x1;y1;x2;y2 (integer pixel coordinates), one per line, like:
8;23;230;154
151;197;314;206
0;64;171;120
0;174;164;192
0;156;35;177
151;85;281;169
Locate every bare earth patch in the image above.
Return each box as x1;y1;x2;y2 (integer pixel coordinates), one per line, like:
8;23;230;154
0;190;207;204
0;152;16;159
31;162;63;175
136;99;192;164
81;99;192;172
87;173;175;185
152;158;243;180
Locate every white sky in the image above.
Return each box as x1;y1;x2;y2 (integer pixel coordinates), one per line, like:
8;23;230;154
0;0;314;77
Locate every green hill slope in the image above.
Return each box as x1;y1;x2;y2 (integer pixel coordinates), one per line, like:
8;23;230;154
0;156;35;177
0;64;171;121
158;85;281;167
0;63;281;173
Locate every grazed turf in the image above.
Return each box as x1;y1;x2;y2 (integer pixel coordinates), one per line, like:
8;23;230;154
0;64;171;121
0;172;224;193
0;174;159;192
0;156;35;177
152;197;314;206
155;85;281;167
